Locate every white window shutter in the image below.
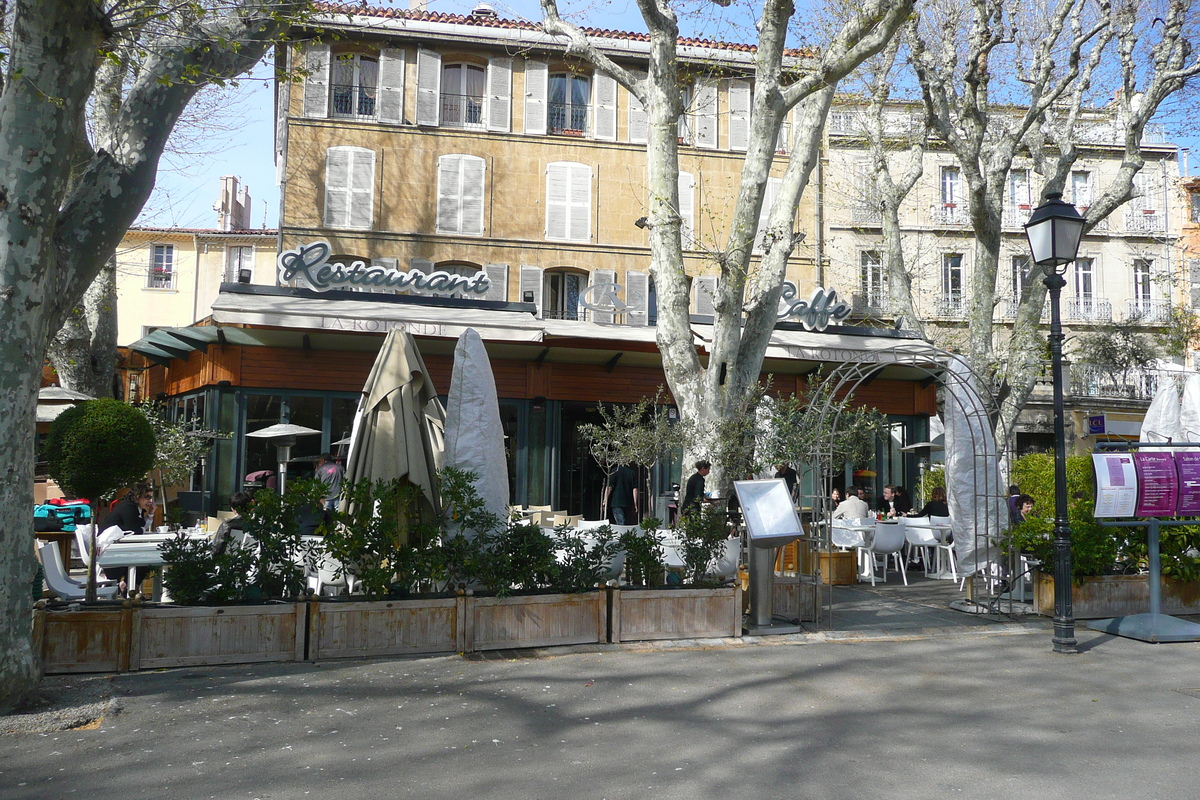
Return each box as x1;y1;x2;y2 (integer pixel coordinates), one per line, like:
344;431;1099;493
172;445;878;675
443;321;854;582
348;148;376;229
483;264;509;302
594;73;617;141
568;163;592;241
625;270;649;326
415;48;441;126
324;147;351;226
694;79;718;149
520;265;544;316
728;79;750;152
753;177;782;254
461;156;486;235
487;57;512;132
627;74;648;144
371;258;399;294
591;269;617;323
777;106;792;154
436;154;463;233
377;48;405;124
693;276;717;317
546;162;591;241
524;59;548;135
678;171;695;248
303;44;330;119
546;163;569;239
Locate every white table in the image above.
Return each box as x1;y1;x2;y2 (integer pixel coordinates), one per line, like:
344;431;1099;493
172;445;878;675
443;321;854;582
98;532;210;600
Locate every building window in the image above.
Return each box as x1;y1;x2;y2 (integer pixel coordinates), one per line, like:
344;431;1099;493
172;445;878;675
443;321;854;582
411;261;480;299
647;276;658;326
1069;170;1092;209
147;244;174;289
1074;257;1094;299
941;166;961;206
1008;169;1031;208
441;63;485;130
861;250;886;306
545;161;591;242
1190;190;1200;224
1133;258;1153;303
548;73;590;135
1011;255;1030;298
678;83;692;143
324;146;376;229
544;269;588;320
331;54;378;119
941;253;963;313
436;154;486;235
226;246;254;283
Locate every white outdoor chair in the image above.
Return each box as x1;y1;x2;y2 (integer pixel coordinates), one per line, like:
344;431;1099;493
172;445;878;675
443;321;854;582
710;538;741;580
575;519;610;531
552;514;583;528
931;515;959;581
38;542;119;601
904;516;939;576
865;520;908;586
307;554;358;596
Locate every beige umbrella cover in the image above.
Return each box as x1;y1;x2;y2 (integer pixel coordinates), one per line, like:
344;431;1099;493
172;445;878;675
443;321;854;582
342;330;445;520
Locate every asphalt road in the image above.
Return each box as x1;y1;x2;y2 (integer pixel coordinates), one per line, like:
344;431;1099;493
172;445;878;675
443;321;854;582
3;626;1199;800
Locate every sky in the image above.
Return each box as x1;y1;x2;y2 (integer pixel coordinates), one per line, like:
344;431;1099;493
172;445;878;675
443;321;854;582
138;0;1199;232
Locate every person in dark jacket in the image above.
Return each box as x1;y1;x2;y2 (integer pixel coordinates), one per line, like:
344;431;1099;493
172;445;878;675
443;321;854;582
879;484;912;518
680;460;711;517
101;482;155;534
912;486;949;518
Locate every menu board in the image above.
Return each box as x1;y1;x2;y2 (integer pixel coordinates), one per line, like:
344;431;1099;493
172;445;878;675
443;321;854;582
1176;452;1200;515
1134;452;1180;517
1093;453;1138;518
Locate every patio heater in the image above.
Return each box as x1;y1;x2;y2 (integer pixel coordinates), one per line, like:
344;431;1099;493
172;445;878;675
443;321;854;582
1024;192;1085;655
246;423;322;495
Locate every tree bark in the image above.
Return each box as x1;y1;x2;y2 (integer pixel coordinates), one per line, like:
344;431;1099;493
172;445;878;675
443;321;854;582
47;257;118;398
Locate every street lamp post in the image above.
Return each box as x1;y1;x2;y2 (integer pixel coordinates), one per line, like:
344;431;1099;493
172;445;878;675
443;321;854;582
1024;192;1086;655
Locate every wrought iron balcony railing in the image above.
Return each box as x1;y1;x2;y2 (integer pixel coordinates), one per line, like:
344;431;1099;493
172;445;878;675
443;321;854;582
331;84;377;119
440;93;485;130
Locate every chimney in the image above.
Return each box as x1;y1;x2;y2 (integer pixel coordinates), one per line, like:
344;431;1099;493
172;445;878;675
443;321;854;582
215;175;252;231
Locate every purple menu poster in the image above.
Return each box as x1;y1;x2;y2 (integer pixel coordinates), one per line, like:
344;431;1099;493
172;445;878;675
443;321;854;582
1093;453;1138;517
1134;452;1179;517
1175;452;1200;515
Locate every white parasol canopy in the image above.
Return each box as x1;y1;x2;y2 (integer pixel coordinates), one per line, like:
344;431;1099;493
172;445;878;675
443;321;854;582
1141;374;1183;446
443;328;510;535
342;330;445;520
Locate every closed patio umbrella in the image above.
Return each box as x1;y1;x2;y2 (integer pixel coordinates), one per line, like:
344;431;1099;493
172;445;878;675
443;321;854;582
444;328;509;536
342;330;445;525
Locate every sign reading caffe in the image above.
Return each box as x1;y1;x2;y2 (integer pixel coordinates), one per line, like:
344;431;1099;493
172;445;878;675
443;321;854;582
278;241;492;295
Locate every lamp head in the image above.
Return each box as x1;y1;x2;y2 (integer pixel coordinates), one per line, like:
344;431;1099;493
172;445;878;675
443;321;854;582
1024;192;1084;273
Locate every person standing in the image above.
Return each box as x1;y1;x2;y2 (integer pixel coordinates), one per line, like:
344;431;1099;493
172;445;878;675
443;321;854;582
680;460;711;517
774;463;798;497
313;453;344;511
605;463;639;525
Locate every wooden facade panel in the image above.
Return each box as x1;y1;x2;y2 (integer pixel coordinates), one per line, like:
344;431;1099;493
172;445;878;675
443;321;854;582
237;347;377;392
545;363;671;404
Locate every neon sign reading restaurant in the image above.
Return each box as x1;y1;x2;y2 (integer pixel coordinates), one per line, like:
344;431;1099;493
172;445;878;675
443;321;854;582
278;241;492;295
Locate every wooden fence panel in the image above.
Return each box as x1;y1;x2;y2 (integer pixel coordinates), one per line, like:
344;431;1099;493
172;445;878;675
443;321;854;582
467;592;606;651
610;587;741;643
308;597;463;660
134;603;305;669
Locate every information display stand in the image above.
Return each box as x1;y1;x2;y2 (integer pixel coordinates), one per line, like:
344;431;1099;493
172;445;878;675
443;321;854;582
733;479;804;636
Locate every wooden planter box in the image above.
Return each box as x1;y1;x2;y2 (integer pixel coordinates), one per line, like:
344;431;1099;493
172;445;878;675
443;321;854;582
609;585;741;643
1033;571;1200;619
466;591;607;651
818;550;858;585
308;595;466;661
132;602;306;669
772;577;820;623
34;603;133;674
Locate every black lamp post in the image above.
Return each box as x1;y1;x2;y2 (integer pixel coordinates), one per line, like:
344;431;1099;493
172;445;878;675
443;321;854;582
1024;192;1086;654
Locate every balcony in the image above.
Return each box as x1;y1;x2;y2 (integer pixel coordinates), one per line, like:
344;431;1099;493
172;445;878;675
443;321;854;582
548;102;589;136
929;203;969;226
995;297;1049;322
849;203;883;226
146;269;174;290
1063;297;1112;323
827;109;921;137
851;291;889;315
933;296;966;319
1001;204;1032;229
1126;298;1172;324
1125;210;1166;235
440;93;485;130
331;84;376;119
1072;364;1159;401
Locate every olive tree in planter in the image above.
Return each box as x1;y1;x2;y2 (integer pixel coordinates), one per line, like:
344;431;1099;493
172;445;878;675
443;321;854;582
44;399;156;601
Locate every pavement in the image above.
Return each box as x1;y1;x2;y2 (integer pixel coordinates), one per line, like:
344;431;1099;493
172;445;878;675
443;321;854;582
3;575;1199;799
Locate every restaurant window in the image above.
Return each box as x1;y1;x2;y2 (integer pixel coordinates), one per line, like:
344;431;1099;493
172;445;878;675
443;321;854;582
436;154;485;235
331;54;378;119
441;63;485;129
324;146;376;229
147;244;174;289
548;72;590;135
545;161;591;242
543;269;588;320
226;246;254;283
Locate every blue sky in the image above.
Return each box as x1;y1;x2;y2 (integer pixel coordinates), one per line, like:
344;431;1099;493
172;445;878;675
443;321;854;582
139;0;1197;231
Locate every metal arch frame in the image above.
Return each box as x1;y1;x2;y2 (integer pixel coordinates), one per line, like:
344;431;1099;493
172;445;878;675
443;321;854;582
794;341;1018;628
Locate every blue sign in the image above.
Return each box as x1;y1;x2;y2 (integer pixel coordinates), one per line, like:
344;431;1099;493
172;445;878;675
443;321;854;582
1087;414;1106;435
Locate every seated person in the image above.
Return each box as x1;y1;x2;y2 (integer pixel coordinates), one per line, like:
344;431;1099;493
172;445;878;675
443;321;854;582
101;482;154;534
912;486;949;518
832;486;870;520
1012;494;1035;523
211;491;255;556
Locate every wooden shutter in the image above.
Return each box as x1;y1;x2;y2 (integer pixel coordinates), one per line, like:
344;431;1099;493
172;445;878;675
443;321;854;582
753;177;782;253
593;73;617;141
627;74;648;144
546;162;591;241
678;171;695;248
693;276;717;317
437;154;486;234
524;59;548;135
693;79;718;149
302;44;330;118
483;264;509;302
487;57;512;132
347;148;376;229
377;48;405;124
591;269;617;323
777;106;791;154
324;147;351;226
416;48;441;126
625;270;649;326
519;265;544;316
460;156;486;235
728;79;750;152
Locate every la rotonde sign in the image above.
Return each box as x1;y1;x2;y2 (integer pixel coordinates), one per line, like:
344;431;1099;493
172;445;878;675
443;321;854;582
278;241;851;332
